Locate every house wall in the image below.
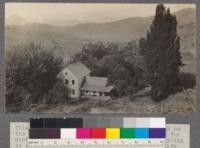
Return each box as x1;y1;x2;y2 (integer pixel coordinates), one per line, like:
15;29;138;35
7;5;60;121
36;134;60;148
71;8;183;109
61;68;79;98
78;73;90;88
81;90;105;97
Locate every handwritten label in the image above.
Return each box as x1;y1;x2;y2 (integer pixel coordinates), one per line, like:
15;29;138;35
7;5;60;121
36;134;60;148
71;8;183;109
166;124;190;148
10;122;29;148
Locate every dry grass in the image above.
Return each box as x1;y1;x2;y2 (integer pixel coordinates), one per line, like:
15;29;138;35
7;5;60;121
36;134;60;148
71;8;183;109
28;87;196;114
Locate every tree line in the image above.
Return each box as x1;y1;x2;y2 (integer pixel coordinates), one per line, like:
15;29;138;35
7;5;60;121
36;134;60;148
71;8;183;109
71;41;145;97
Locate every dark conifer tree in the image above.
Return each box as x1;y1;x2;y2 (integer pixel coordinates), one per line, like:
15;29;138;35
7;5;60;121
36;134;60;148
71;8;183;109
139;4;182;101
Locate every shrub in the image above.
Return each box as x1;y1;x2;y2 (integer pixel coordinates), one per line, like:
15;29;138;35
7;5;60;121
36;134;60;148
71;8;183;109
45;80;70;104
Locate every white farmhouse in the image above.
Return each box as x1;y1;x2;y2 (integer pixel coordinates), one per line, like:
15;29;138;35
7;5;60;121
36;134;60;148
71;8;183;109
80;76;114;97
58;62;114;99
58;62;91;98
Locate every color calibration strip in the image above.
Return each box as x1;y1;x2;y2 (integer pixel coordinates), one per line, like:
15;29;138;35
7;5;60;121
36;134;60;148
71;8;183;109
13;122;192;148
29;118;165;140
30;117;165;128
29;128;165;139
9;121;166;148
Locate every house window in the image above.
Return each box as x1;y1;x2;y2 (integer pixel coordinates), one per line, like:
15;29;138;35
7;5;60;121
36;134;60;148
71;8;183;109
65;79;68;84
72;80;75;85
72;89;75;95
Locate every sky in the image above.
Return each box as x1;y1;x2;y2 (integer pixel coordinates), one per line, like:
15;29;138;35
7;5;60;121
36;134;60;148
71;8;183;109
5;3;196;26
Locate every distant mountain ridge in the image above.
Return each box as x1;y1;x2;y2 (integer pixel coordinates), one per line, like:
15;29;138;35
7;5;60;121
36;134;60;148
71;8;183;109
5;8;196;65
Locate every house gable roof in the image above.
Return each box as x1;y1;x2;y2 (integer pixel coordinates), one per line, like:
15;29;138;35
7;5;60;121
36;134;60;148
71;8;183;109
66;62;91;79
80;76;114;92
86;76;108;86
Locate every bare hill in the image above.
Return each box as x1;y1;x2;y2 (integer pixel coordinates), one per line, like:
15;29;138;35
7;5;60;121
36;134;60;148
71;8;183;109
5;8;196;68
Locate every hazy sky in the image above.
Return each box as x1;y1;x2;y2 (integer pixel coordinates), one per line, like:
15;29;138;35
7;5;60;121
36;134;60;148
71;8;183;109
5;3;196;26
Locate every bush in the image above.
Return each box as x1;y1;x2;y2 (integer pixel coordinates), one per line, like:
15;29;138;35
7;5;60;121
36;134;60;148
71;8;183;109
45;80;70;104
179;73;196;89
5;43;63;111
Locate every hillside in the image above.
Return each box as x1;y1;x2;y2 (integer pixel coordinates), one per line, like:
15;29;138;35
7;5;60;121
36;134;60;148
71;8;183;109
5;8;196;71
66;16;152;42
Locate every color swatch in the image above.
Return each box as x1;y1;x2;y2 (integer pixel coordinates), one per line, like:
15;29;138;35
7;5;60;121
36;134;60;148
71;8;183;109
91;128;106;138
43;128;60;139
120;128;135;138
30;118;83;128
135;128;149;138
29;128;165;139
60;128;76;139
30;117;165;128
149;128;166;138
76;128;91;139
106;128;120;139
